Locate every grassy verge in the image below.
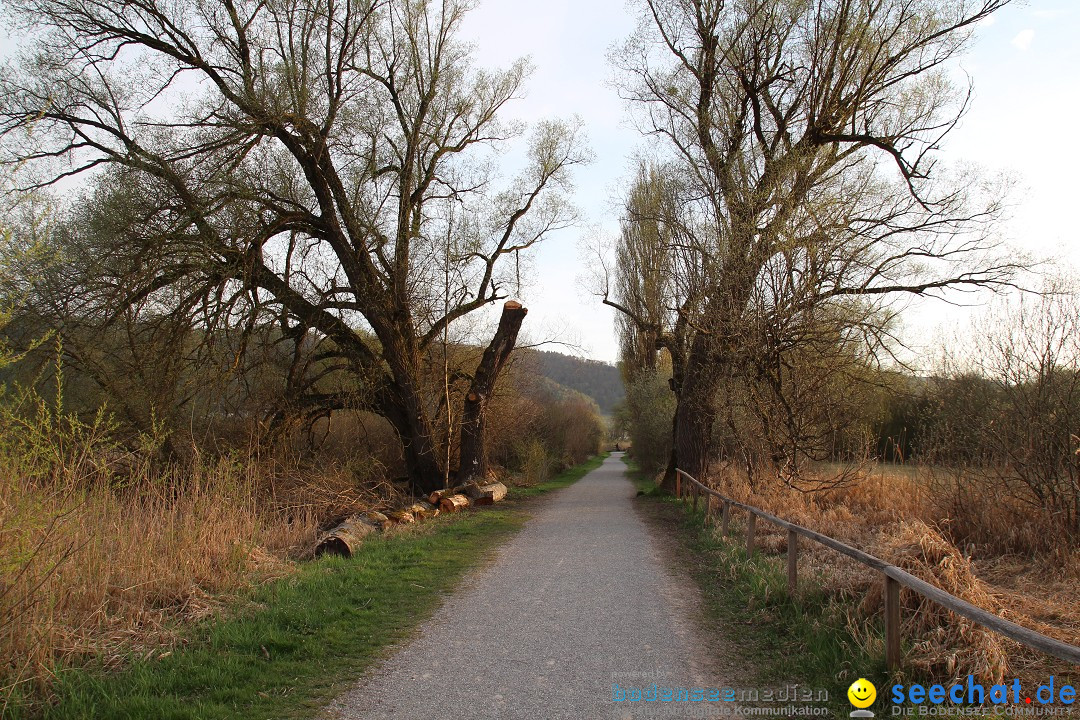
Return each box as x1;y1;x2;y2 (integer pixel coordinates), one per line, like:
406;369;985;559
623;457;886;719
18;455;605;720
513;452;607;498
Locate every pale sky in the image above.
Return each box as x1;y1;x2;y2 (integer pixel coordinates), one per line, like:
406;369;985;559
460;0;1080;365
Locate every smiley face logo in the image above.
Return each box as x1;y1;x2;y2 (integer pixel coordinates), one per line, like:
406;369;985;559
848;678;877;709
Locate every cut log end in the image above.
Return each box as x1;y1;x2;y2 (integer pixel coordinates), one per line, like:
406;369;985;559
439;493;471;513
429;483;474;506
314;536;352;558
386;509;416;524
367;511;393;531
314;516;377;558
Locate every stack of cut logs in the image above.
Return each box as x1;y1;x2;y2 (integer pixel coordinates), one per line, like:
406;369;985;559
314;479;509;558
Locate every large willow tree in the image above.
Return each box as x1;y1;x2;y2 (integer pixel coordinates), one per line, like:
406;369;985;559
0;0;588;492
607;0;1017;488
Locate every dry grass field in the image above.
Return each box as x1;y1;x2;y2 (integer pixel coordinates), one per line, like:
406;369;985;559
703;462;1078;687
0;440;419;711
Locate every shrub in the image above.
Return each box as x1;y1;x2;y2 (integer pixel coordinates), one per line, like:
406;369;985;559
622;370;675;476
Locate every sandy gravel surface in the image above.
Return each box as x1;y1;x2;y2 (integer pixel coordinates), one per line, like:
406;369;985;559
325;453;737;719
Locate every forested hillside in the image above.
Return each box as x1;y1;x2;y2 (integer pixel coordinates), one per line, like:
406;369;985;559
526;350;623;415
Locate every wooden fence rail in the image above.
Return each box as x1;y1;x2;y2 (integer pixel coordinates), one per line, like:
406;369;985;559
674;469;1080;670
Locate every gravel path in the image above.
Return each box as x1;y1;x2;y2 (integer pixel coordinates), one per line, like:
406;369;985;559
325;453;735;719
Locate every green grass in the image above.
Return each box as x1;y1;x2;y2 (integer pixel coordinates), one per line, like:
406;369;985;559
621;457;659;495
19;456;605;720
621;456;888;719
513;452;607;498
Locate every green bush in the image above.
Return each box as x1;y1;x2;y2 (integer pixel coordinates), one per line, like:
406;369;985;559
623;370;675;476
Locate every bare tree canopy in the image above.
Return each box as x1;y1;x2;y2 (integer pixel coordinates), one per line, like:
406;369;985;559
605;0;1020;487
0;0;590;492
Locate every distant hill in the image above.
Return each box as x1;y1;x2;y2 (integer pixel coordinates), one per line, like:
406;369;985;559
524;350;624;416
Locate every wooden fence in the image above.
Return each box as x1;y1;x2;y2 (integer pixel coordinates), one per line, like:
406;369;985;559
674;468;1080;670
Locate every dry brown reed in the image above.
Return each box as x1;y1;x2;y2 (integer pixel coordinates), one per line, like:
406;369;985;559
868;520;1009;684
0;397;416;710
0;452;326;708
705;461;1077;687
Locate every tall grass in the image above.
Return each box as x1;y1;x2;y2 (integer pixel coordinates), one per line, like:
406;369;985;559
700;461;1077;687
0;386;320;712
16;454;602;719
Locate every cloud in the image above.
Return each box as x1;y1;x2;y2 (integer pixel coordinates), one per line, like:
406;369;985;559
1011;28;1035;51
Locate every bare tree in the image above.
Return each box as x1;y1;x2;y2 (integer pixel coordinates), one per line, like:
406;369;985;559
0;0;588;492
600;161;707;489
938;283;1080;540
607;0;1018;485
612;162;675;383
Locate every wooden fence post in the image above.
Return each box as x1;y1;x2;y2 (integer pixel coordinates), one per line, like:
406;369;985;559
721;502;729;535
746;513;756;557
675;472;681;499
692;484;699;512
885;574;901;670
787;530;798;595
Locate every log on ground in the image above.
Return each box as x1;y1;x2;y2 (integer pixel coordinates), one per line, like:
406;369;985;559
406;501;439;519
315;517;377;558
367;511;394;531
385;509;416;524
466;481;508;506
439;494;471;513
428;485;469;506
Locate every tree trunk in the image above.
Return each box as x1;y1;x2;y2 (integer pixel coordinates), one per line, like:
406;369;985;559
380;369;446;496
661;343;685;493
670;268;754;489
662;415;680;492
458;301;529;484
659;329;689;493
673;332;723;486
